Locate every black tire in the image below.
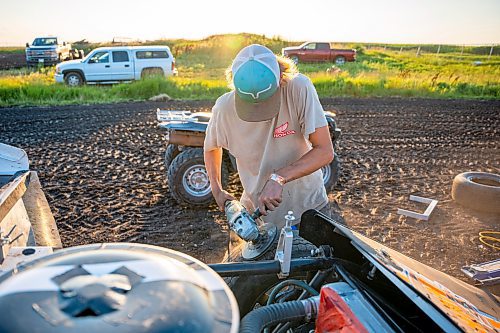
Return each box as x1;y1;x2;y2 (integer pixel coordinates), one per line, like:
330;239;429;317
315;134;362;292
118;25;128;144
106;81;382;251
164;144;180;170
452;172;500;213
322;153;341;191
167;148;228;207
334;56;346;65
64;72;83;86
224;234;317;316
141;67;164;79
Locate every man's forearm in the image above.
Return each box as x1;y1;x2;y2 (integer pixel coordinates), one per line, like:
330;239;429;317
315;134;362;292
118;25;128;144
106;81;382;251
204;147;224;194
276;125;334;184
277;145;334;183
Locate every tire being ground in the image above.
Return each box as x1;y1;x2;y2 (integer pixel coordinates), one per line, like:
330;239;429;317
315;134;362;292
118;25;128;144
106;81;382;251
322;153;341;191
167;148;228;207
163;144;180;170
223;233;317;316
451;172;500;214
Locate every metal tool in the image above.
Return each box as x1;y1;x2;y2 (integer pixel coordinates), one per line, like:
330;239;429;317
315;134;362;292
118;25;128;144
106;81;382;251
275;211;296;278
224;200;277;260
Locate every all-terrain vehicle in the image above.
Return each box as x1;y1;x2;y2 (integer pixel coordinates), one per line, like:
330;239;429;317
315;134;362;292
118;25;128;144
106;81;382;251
157;109;342;207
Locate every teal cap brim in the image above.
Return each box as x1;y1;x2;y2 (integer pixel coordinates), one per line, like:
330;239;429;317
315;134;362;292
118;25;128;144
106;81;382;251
234;89;281;122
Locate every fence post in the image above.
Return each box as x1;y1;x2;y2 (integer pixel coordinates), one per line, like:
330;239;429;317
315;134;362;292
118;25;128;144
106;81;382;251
399;46;403;54
436;45;441;55
489;45;494;59
416;46;421;56
461;45;464;55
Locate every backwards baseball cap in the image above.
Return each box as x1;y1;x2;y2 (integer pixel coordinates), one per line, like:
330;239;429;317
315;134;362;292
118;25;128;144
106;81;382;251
232;44;281;122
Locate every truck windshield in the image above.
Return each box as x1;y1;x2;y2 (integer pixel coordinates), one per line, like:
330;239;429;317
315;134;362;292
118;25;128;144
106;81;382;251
32;38;57;46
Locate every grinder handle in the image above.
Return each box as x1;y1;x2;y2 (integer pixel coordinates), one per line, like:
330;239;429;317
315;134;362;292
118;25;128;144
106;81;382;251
251;207;264;220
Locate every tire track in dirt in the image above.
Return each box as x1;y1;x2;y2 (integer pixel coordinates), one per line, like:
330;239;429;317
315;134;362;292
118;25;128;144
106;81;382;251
326;98;500;279
1;98;499;282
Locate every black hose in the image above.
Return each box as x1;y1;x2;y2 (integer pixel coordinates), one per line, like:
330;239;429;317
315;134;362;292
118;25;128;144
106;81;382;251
266;279;319;305
239;300;308;333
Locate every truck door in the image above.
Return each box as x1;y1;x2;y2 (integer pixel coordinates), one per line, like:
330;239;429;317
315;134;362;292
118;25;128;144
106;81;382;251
303;43;319;62
85;51;111;81
110;50;134;81
317;43;331;61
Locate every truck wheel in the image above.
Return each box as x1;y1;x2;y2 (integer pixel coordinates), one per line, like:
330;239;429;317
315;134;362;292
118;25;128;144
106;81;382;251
167;148;228;207
334;56;346;65
141;68;164;79
224;234;317;317
64;72;83;87
291;56;299;64
321;153;341;191
451;172;500;213
164;144;180;170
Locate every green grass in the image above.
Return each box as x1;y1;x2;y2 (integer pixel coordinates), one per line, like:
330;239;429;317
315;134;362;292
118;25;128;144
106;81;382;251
1;34;499;106
0;47;25;54
0;74;229;107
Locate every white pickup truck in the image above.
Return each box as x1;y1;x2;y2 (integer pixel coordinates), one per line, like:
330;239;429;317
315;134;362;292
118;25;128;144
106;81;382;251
55;46;177;86
26;37;83;67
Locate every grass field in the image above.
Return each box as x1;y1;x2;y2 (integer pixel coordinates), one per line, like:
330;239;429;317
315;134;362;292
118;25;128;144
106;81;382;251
0;34;499;106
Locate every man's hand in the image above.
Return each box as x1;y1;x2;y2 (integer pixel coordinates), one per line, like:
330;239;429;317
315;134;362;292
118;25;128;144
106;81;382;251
205;147;235;211
213;189;236;212
258;179;283;215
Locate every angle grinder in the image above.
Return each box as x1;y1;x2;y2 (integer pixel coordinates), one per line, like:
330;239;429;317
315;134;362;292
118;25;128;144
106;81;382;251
224;200;278;260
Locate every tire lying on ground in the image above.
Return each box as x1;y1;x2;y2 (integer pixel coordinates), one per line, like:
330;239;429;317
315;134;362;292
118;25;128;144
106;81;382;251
224;234;317;317
167;148;227;207
451;172;500;213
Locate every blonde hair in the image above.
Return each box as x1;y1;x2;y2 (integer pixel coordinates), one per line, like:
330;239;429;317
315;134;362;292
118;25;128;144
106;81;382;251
225;55;298;89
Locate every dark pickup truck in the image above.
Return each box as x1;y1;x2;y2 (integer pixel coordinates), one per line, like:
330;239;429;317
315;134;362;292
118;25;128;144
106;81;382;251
282;42;356;65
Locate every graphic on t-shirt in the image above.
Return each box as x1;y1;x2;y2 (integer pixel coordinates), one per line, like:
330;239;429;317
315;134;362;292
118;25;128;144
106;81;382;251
273;122;296;138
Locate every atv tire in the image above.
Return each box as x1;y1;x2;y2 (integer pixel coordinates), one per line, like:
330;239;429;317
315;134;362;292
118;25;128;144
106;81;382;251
164;144;180;170
322;153;341;191
452;172;500;213
224;234;317;316
167;148;227;207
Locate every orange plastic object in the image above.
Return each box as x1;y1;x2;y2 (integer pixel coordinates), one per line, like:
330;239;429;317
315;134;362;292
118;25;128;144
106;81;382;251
315;287;368;333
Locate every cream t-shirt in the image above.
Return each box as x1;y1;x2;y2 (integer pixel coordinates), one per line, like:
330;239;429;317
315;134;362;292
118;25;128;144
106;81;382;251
204;74;328;229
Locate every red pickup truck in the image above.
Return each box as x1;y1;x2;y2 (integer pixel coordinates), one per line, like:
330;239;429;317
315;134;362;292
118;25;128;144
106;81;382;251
282;42;356;65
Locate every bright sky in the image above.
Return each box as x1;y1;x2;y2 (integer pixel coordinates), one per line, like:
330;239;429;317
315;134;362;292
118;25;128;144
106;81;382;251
1;0;499;46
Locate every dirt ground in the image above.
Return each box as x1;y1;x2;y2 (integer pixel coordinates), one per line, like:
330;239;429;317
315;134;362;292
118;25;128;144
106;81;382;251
0;98;498;284
0;53;25;70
